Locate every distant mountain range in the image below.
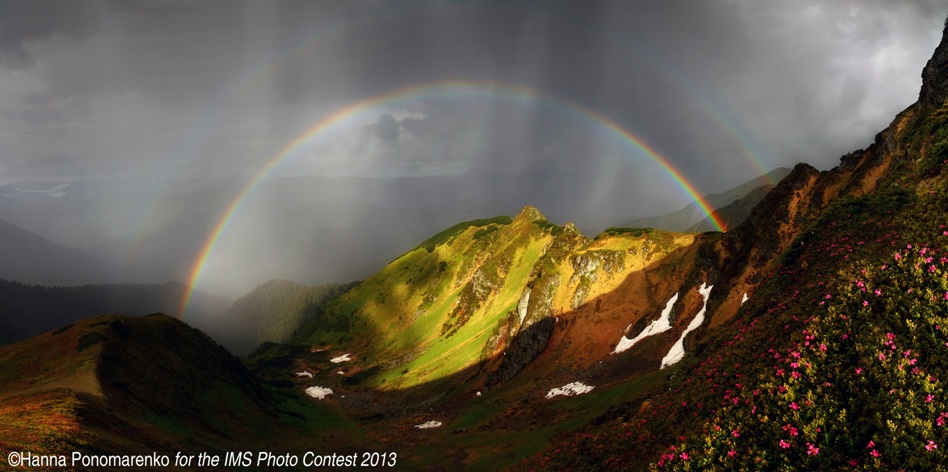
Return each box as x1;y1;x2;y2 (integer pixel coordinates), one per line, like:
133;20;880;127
619;167;792;232
0;279;229;345
0;217;112;286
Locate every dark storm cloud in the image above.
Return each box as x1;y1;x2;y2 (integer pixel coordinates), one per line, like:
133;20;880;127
0;0;98;69
2;0;947;187
367;113;401;142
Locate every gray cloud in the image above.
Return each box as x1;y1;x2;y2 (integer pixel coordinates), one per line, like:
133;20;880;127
1;1;947;191
0;0;98;69
367;113;401;142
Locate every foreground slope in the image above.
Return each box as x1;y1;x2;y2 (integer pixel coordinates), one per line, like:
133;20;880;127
514;18;948;471
0;314;358;463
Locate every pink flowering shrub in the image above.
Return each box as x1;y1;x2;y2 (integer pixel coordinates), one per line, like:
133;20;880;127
515;181;948;471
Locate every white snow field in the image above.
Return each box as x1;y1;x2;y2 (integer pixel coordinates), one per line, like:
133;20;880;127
330;353;352;363
661;283;713;369
304;386;333;399
545;381;595;399
613;292;680;354
414;421;442;429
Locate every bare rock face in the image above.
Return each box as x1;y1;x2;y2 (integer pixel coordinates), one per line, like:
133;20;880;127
920;19;948;107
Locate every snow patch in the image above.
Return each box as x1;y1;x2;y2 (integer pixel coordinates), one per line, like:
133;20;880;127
337;371;345;375
661;283;713;369
545;381;595;399
613;292;679;354
295;371;313;379
305;386;333;399
330;353;352;363
741;292;749;305
414;421;442;429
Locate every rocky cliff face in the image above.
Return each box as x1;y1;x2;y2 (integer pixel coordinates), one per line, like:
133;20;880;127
920;19;948;108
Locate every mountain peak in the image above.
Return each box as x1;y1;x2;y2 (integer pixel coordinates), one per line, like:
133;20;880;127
515;205;546;222
919;17;948;107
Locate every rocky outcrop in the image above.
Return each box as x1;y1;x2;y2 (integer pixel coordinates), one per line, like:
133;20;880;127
920;19;948;108
569;250;625;309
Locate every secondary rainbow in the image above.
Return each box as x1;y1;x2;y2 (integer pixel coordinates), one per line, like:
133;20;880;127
178;80;725;318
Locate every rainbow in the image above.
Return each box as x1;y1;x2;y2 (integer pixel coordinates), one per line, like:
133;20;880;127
178;80;725;318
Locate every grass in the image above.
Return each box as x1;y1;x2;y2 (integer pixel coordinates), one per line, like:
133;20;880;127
370;229;552;389
416;216;513;253
394;370;666;471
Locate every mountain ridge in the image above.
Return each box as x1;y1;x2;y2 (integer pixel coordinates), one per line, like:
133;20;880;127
620;167;792;232
0;217;112;286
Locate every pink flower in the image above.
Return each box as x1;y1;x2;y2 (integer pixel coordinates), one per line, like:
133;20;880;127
825;294;832;299
870;449;880;458
855;367;864;375
779;440;790;449
867;440;875;449
928;394;935;403
879;352;886;361
680;452;690;460
790;402;799;411
875;289;882;296
926;440;938;452
807;443;819;455
727;450;736;457
732;430;740;438
863;300;869;307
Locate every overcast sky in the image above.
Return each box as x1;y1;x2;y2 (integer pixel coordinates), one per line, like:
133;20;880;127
2;0;947;192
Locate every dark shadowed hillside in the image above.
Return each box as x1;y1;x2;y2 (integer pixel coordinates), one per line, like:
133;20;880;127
198;279;352;356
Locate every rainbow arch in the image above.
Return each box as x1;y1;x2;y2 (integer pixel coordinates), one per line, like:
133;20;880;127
178;80;725;318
